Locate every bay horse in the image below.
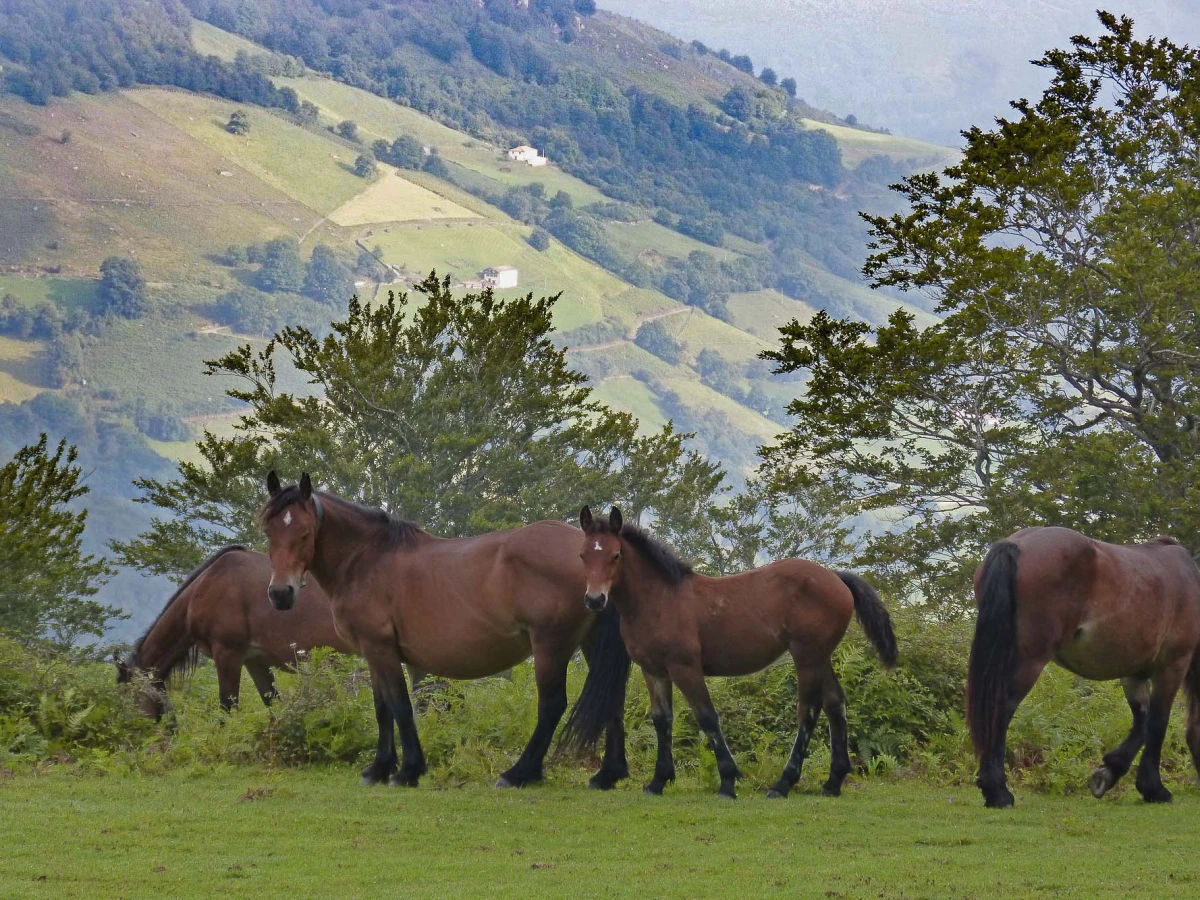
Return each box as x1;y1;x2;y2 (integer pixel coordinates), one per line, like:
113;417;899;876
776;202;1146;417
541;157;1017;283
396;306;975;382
968;526;1200;808
258;472;631;790
576;506;898;799
116;546;354;718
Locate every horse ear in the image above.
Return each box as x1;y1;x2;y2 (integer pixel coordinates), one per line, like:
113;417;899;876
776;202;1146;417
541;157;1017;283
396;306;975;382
609;506;623;532
267;470;282;497
299;472;312;500
580;505;593;530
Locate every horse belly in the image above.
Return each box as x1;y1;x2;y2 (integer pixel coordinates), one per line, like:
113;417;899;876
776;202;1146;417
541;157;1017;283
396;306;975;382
400;628;532;681
1053;618;1159;681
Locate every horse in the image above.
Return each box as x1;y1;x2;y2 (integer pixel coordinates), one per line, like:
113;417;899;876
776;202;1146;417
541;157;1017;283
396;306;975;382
116;546;356;718
967;526;1200;808
575;505;898;799
258;472;631;790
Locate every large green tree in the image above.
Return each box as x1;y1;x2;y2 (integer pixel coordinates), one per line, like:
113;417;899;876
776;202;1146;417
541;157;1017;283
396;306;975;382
0;436;117;645
764;13;1200;615
115;274;719;579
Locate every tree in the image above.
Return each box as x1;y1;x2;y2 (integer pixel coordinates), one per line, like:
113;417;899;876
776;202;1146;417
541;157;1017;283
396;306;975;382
98;256;148;318
527;229;551;252
390;134;424;169
114;274;716;578
765;13;1200;614
634;319;686;365
353;153;376;178
226;110;250;135
780;77;797;98
257;237;305;294
304;244;355;307
0;436;117;646
759;67;778;87
296;100;320;125
337;119;359;142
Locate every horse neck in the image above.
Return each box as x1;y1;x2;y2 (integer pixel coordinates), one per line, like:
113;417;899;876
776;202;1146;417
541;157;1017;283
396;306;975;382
308;493;417;594
611;537;677;623
136;587;195;678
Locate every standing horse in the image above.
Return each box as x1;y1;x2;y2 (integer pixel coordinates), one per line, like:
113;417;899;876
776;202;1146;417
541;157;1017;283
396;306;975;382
258;472;631;790
576;506;897;799
968;526;1200;808
116;546;354;718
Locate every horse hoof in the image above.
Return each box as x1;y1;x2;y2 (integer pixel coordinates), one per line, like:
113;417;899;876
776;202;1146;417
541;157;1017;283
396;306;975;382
1089;766;1116;799
643;784;664;796
765;789;785;800
821;783;842;798
389;773;420;788
717;790;737;800
984;790;1015;809
495;775;516;789
1141;785;1173;804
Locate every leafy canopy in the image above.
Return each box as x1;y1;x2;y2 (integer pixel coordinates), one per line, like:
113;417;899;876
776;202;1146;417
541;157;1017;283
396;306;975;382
765;13;1200;614
0;435;118;646
115;274;719;579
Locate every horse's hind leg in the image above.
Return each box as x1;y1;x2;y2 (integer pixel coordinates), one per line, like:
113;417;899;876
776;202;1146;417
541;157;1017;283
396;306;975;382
1089;677;1149;798
670;663;740;798
245;658;278;708
978;657;1046;809
581;639;630;791
767;660;824;799
821;668;851;797
1135;659;1189;803
1187;657;1200;783
497;632;570;788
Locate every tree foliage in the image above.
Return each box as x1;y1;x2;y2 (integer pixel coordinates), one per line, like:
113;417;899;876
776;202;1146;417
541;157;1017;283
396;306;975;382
98;256;148;319
0;436;117;646
115;274;718;578
765;13;1200;614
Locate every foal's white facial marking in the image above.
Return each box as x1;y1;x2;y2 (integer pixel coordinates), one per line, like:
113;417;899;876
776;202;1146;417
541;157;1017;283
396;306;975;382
284;510;293;527
594;541;603;551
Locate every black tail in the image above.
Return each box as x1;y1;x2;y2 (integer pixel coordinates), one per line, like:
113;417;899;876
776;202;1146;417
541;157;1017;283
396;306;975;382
838;571;898;667
967;541;1020;759
556;604;631;757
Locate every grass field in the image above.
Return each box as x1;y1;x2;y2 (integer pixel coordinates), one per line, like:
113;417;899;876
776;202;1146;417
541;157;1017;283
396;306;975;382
0;335;47;402
799;119;956;168
0;275;98;312
3;772;1198;898
328;167;479;226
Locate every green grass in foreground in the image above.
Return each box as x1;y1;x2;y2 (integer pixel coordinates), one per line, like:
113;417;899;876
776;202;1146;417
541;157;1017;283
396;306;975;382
2;772;1199;898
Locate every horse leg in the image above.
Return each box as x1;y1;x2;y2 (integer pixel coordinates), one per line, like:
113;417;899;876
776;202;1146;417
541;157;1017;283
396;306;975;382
245;658;279;708
977;657;1045;809
1089;677;1149;798
1135;659;1188;803
766;659;824;799
820;667;852;797
359;683;399;786
670;662;740;799
368;652;426;787
212;645;244;713
497;633;570;788
643;673;676;796
1188;657;1200;784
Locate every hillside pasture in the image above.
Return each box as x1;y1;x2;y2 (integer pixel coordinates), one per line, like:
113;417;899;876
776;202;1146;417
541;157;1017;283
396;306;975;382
800;118;957;168
0;336;48;403
0;276;98;313
327;167;479;226
726;289;819;341
0;94;316;280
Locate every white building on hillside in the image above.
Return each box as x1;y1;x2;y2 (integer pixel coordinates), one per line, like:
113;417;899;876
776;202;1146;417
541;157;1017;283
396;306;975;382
481;266;519;289
507;145;547;167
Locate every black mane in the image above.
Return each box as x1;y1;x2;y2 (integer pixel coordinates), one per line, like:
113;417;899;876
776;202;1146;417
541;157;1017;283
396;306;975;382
260;485;423;548
585;516;693;585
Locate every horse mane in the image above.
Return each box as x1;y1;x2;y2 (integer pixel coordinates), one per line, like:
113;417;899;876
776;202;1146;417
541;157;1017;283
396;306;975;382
585;516;694;585
259;485;423;549
130;544;246;682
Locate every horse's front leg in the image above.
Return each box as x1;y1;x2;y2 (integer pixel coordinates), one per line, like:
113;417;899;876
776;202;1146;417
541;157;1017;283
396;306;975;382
643;672;676;796
212;644;244;714
367;648;426;787
669;662;740;798
359;683;398;786
497;630;570;788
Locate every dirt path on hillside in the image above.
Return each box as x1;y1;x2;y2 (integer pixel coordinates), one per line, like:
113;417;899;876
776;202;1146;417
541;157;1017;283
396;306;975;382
568;305;691;353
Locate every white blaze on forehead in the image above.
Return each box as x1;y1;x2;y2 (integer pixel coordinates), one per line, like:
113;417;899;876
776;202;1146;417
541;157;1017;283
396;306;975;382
594;541;603;551
284;510;293;527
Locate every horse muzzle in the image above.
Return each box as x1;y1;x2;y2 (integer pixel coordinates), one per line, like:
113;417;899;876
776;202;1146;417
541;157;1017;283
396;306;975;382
584;592;609;612
268;583;297;611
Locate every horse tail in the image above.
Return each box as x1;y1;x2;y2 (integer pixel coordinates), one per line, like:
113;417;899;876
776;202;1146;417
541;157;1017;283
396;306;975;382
967;541;1021;758
837;571;898;667
556;604;631;757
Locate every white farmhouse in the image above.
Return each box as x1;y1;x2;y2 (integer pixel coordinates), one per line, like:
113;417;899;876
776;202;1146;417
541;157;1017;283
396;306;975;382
507;145;548;167
481;265;519;289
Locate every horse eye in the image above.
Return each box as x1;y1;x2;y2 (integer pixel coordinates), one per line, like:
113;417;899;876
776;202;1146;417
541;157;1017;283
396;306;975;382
611;552;621;561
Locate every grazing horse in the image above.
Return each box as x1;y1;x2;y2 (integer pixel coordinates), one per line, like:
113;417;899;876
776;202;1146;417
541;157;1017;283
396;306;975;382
258;472;631;790
116;546;354;718
576;506;898;799
968;526;1200;808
